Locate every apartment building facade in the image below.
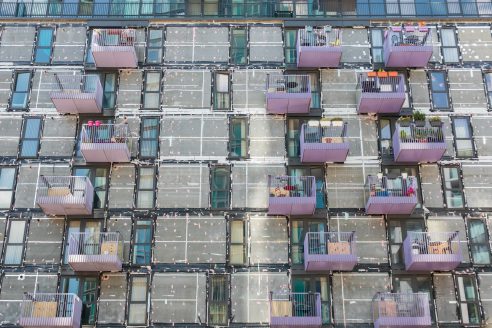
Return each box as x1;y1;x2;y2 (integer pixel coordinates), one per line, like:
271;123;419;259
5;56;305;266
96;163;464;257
0;1;491;327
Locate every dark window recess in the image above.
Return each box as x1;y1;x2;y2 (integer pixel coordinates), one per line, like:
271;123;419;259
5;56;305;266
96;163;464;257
136;167;156;209
73;167;109;209
389;219;424;266
0;167;16;209
290;220;326;265
132;220;153;265
127;276;149;325
455;275;482;325
230;27;247;65
452;117;475;158
147;29;164;64
60;276;98;325
229;117;248;159
208;275;229;325
440;28;460;64
441;166;465;209
429;71;451;110
19;117;42;159
34;28;54;64
284;29;297;65
371;28;384;64
229;220;247;265
4;219;27;265
140;117;159;159
142;72;161;110
467;219;491;265
102;73;117;109
10;72;31;110
210;166;230;209
213;72;231;111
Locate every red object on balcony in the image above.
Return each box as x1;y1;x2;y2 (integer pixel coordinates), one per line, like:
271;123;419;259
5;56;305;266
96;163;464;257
80;123;131;163
268;175;316;216
357;73;406;114
365;175;418;215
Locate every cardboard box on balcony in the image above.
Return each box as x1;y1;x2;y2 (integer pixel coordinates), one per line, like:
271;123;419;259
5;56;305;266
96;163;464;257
328;242;350;254
32;301;57;318
271;300;293;317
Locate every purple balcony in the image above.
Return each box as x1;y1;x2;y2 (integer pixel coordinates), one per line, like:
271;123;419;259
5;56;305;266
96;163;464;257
36;176;94;216
300;121;349;163
366;175;418;215
91;29;138;68
266;74;311;114
304;231;357;271
49;74;102;114
357;73;406;114
384;26;433;68
80;123;131;163
373;293;431;328
270;292;322;327
19;293;82;328
297;27;342;68
403;231;462;271
393;123;446;163
68;232;123;272
268;176;316;216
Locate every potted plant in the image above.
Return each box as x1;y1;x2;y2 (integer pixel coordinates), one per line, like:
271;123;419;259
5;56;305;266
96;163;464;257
398;116;412;127
413;110;426;127
429;116;442;127
331;117;344;127
400;130;407;141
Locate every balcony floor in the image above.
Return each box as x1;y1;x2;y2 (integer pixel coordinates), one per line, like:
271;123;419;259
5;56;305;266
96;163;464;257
68;255;122;272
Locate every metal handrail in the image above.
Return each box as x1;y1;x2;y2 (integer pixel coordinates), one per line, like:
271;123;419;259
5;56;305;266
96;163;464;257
266;74;311;94
49;74;101;94
270;291;321;318
305;231;356;255
302;122;347;143
372;292;429;320
298;27;342;47
405;231;460;255
366;175;417;197
81;123;129;145
37;176;91;202
268;175;316;198
396;123;444;143
68;232;123;258
358;74;405;94
92;29;136;47
386;26;432;47
20;293;81;318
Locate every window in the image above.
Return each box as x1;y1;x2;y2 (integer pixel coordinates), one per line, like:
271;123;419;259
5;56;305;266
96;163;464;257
440;28;460;64
370;28;384;64
210;166;230;209
208;275;228;325
284;29;297;65
379;118;398;159
142;72;161;110
393;275;435;322
230;27;247;65
60;277;98;325
484;72;492;109
101;73;117;109
429;71;451;110
127;276;149;325
467;219;491;265
146;29;163;64
10;72;31;110
140;117;159;159
229;220;247;265
73;167;109;209
290;220;326;265
132;220;153;265
292;276;330;324
213;72;231;111
389;219;424;266
4;219;27;265
229;117;248;159
452;117;475;158
441;166;465;208
34;28;54;64
85;30;94;65
64;220;101;264
307;72;321;108
136;167;156;209
287;118;308;158
455;275;482;325
0;167;16;209
289;166;326;208
19;117;42;159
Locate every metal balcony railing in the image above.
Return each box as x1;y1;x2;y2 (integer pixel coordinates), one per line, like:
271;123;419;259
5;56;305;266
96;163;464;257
298;27;342;47
358;74;405;94
266;74;311;114
403;231;462;271
304;231;357;271
270;292;322;327
297;27;342;68
268;175;317;216
300;121;349;163
357;72;406;113
92;28;136;47
50;74;101;94
266;74;311;94
397;124;444;143
19;293;82;328
389;27;431;47
373;292;431;328
393;122;446;163
365;175;418;214
91;29;137;68
68;232;123;271
384;25;433;67
302;121;347;143
49;74;103;114
80;123;131;162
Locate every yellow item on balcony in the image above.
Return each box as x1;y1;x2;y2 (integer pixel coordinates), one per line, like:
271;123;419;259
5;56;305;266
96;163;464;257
101;241;118;255
32;301;57;318
328;242;351;254
271;300;293;317
428;241;451;254
47;187;71;197
270;187;290;197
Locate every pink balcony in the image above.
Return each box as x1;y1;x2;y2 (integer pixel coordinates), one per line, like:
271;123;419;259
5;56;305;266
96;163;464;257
300;121;349;163
393;123;446;163
297;27;342;68
357;73;406;114
68;232;123;272
373;293;431;328
384;26;433;68
19;293;82;328
366;175;418;215
91;29;138;68
270;292;322;327
404;231;462;271
266;74;311;114
49;74;102;114
304;231;357;271
36;176;94;216
80;123;131;163
268;176;316;216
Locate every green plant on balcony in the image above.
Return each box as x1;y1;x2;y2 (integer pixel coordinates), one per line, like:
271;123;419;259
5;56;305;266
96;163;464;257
413;111;426;127
400;130;408;141
398;116;412;127
429;115;442;127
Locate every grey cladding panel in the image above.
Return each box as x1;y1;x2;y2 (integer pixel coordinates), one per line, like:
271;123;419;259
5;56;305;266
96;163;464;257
107;217;132;263
232;69;280;110
0;26;35;62
108;164;135;208
0;116;22;156
409;70;430;110
448;69;487;111
52;26;86;63
98;273;127;324
117;70;142;110
420;164;444;208
249;116;285;158
321;69;357;110
24;218;63;265
0;70;13;111
462;163;492;208
473;117;492;156
250;217;288;264
434;274;459;323
162;70;211;109
428;217;469;263
39;116;76;157
459;27;492;62
249;26;283;63
340;28;370;63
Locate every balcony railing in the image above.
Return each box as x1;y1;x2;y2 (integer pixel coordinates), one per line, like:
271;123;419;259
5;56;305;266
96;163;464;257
300;121;349;163
297;27;342;68
373;293;431;328
270;292;322;327
49;74;102;114
393;123;446;163
91;29;137;68
68;232;123;272
268;175;316;216
366;175;418;215
80;123;131;163
384;25;433;67
36;176;94;216
356;72;406;114
19;293;82;328
304;231;357;271
403;231;462;271
266;74;311;114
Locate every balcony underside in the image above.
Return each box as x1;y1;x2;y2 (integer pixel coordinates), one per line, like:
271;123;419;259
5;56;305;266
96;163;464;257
384;47;433;67
393;142;447;163
50;93;102;114
405;254;461;271
374;316;432;328
92;46;138;68
304;254;357;271
297;46;342;68
270;316;322;328
268;198;316;216
300;143;349;163
81;143;131;163
68;255;122;272
38;198;93;216
365;196;417;215
19;317;79;328
266;93;311;114
357;94;405;114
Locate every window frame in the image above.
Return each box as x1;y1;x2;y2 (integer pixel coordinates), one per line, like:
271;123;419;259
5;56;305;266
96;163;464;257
429;70;452;111
440;26;460;65
135;166;156;209
467;218;491;265
73;166;109;209
3;218;27;265
440;165;466;209
290;219;327;266
127;275;149;326
0;166;16;209
19;116;42;159
101;72;117;110
284;28;297;65
142;71;162;110
388;218;425;267
34;27;54;64
131;219;153;265
208;274;229;326
370;28;385;66
228;218;248;266
213;71;231;111
455;275;482;326
139;117;160;159
229;26;248;65
452;116;476;158
484;71;492;111
146;28;164;64
9;71;31;111
228;116;249;159
210;165;231;210
59;276;99;325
